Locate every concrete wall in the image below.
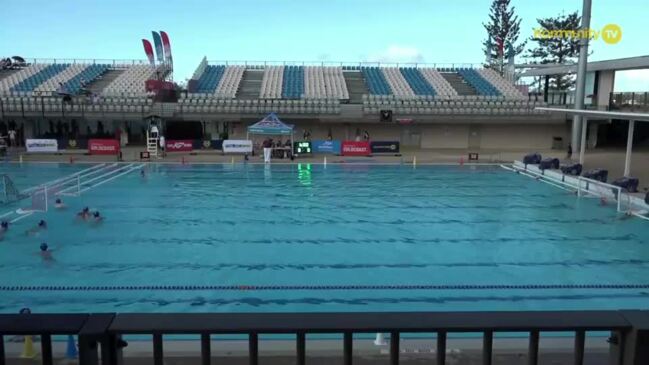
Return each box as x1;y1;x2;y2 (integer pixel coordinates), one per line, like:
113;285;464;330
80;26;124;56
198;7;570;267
222;120;569;150
597;70;615;108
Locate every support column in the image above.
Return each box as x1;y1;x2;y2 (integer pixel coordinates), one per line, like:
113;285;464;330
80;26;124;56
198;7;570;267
579;118;588;165
624;120;635;177
571;0;592;150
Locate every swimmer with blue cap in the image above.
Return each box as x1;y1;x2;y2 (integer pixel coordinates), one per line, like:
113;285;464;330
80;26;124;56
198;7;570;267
92;211;104;223
0;221;8;232
77;207;90;220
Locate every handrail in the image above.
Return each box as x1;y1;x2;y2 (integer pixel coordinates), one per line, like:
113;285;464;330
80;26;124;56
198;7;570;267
1;311;648;365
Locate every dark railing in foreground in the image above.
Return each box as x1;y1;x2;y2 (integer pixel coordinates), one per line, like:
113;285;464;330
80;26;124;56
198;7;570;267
1;311;649;365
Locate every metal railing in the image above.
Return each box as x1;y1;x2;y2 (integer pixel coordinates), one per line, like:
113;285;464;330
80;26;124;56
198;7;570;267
1;310;648;365
16;58;149;66
609;92;649;111
206;60;482;69
0;96;151;120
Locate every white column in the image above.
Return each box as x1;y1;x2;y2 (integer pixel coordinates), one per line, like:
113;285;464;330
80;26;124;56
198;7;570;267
579;118;588;164
624;120;635;177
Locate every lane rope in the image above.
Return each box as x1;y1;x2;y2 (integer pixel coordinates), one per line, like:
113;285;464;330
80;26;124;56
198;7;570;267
2;284;649;291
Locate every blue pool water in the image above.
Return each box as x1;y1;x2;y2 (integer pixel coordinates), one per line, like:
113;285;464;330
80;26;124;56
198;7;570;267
0;162;648;313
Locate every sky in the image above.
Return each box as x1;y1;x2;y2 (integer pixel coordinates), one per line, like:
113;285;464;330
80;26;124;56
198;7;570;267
1;0;647;91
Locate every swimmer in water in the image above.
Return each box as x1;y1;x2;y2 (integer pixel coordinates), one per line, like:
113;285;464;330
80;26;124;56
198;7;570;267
140;169;146;177
26;220;47;236
39;243;54;261
54;198;66;209
77;207;90;220
92;211;104;223
1;221;8;232
600;198;608;206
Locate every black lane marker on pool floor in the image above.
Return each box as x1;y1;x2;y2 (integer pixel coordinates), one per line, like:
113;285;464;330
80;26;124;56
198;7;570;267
2;284;649;291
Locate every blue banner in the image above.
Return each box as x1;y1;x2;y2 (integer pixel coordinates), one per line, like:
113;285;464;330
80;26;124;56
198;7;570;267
152;31;165;63
312;140;341;154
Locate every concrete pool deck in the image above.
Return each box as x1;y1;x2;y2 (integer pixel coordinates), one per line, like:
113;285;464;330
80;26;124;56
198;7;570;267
5;146;649;193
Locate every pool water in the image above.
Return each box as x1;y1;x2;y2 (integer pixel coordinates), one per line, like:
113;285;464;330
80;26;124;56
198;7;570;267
0;163;648;313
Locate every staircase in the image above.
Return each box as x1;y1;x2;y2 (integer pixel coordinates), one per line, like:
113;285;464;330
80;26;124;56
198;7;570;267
86;69;125;95
236;69;264;99
343;71;368;104
441;72;477;96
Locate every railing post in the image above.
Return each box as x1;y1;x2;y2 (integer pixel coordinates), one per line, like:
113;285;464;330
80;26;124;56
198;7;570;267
528;330;539;365
153;334;163;365
41;334;53;365
0;335;5;365
437;331;447;365
483;331;493;365
201;334;211;365
574;330;585;365
343;332;353;365
297;332;306;365
390;331;399;365
78;334;99;365
249;333;258;365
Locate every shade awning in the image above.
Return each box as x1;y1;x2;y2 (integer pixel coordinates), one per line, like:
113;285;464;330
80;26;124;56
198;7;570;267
247;113;294;135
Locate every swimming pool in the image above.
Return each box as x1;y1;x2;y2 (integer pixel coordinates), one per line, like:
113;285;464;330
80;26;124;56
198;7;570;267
0;162;648;313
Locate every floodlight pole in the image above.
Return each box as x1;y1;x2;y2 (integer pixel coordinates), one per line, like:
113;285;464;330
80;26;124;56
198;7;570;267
571;0;592;151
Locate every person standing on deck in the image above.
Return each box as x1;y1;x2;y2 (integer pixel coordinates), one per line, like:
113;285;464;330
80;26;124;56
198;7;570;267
262;138;273;163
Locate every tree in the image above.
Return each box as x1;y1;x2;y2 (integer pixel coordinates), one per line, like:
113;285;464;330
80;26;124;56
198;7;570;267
526;12;583;91
482;0;526;75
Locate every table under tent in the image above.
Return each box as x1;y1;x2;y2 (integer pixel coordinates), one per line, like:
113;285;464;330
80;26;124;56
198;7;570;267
246;113;295;156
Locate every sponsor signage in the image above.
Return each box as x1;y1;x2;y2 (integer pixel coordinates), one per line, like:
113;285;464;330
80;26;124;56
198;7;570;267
341;141;371;156
26;139;58;152
222;139;253;153
311;140;341;154
370;141;400;154
165;140;193;152
88;139;120;155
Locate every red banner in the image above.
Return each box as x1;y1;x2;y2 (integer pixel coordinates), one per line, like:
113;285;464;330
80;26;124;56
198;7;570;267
88;139;120;155
341;141;371;156
142;39;155;65
166;140;193;152
160;31;173;64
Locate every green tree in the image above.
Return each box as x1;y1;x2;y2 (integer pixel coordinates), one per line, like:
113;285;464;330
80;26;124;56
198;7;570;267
482;0;526;75
526;12;583;91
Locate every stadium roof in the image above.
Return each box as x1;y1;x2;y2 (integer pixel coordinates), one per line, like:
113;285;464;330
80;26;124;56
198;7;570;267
520;55;649;77
535;107;649;121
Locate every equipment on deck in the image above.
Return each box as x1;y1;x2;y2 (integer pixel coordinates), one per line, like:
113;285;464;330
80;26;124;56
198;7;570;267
523;153;542;165
583;169;608;183
561;163;583;176
612;177;639;193
539;158;560;170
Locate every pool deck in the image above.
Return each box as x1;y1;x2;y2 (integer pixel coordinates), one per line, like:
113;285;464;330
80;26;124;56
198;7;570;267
5;146;649;193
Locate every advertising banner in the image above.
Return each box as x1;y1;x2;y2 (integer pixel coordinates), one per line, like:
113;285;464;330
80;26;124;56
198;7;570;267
26;139;58;152
222;140;253;153
88;139;120;155
370;141;400;154
165;140;193;152
341;141;371;156
311;140;341;154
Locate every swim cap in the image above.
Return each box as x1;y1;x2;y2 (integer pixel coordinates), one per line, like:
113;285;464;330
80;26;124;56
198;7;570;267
39;220;46;227
40;243;48;251
56;199;61;204
83;207;89;212
19;308;31;314
94;212;100;218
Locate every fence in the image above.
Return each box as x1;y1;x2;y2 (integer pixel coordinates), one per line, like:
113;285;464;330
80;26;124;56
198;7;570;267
206;60;483;69
1;311;649;365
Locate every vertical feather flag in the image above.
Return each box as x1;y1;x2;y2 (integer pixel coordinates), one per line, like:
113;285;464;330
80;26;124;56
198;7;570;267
151;31;165;63
160;31;173;65
142;39;155;65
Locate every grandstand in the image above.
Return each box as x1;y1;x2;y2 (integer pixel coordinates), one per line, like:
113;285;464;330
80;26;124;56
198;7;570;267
0;58;565;150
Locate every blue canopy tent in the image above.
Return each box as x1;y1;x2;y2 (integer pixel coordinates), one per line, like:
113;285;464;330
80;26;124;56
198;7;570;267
247;113;295;153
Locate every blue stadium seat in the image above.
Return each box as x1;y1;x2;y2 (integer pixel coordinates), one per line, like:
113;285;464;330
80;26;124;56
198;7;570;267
400;68;436;96
456;68;501;96
282;66;304;99
361;67;392;95
11;63;69;93
196;65;226;93
62;64;110;94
